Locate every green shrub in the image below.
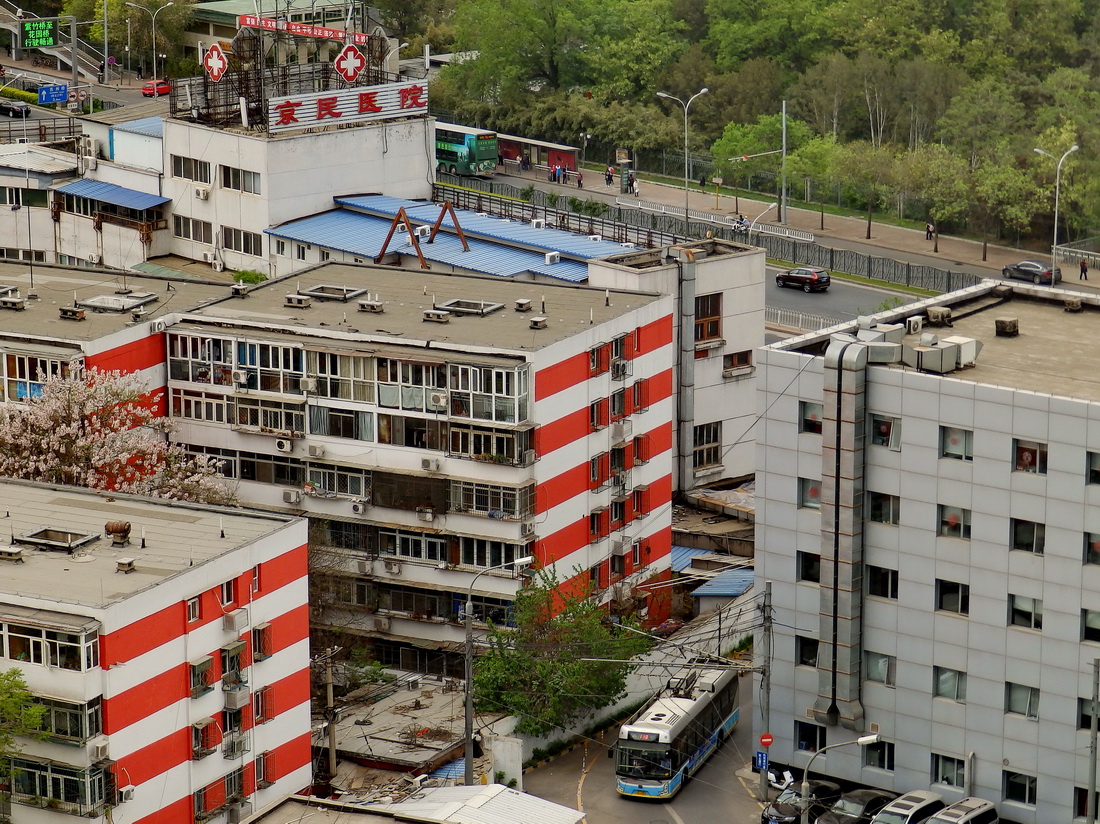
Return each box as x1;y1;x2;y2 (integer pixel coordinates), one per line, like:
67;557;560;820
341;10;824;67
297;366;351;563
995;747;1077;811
2;88;39;105
234;269;266;284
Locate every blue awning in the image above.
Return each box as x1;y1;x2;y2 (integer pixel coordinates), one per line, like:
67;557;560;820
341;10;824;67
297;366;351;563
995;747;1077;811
56;179;169;211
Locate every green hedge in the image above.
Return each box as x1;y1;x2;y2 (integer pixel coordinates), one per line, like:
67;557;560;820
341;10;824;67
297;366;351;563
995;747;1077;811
1;88;39;105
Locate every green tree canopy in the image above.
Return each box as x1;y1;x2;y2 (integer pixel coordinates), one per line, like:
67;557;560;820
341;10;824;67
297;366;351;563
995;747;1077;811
0;668;46;777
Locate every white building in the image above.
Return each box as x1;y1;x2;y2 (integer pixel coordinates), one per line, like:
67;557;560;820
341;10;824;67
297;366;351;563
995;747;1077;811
756;282;1100;822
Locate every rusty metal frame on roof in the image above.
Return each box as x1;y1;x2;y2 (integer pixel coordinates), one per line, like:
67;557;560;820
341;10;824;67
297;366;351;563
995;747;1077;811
375;207;429;269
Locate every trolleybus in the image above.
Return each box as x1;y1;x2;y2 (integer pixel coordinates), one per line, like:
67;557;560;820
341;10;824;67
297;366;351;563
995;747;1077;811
435;122;498;176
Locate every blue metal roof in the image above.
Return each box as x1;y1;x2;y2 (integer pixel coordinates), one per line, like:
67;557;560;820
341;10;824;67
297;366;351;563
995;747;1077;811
56;179;169;210
112;116;163;138
265;209;590;283
336;194;638;261
692;569;755;599
671;545;708;573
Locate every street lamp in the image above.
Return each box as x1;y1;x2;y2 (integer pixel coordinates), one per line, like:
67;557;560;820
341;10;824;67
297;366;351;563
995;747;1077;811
384;40;408;74
800;734;880;824
657;87;708;223
125;1;173;80
464;555;534;786
1034;143;1079;280
749;202;778;235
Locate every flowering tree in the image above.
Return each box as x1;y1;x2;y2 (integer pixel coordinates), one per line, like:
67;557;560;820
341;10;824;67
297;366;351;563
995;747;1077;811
0;368;235;505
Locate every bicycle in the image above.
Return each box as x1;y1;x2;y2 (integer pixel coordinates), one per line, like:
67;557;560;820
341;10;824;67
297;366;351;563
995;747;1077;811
31;56;57;69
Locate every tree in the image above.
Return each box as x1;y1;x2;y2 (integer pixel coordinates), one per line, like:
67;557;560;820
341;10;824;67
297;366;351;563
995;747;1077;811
0;668;46;778
473;570;651;736
973;159;1042;259
0;368;234;505
834;140;898;239
787;134;841;229
899;143;969;252
62;0;196;77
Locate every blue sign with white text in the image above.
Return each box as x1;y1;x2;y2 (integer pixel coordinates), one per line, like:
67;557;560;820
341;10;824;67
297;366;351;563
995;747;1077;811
38;84;68;104
755;751;769;772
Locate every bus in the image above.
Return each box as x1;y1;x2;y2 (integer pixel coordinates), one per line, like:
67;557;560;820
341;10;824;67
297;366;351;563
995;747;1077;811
435;122;498;177
613;662;740;799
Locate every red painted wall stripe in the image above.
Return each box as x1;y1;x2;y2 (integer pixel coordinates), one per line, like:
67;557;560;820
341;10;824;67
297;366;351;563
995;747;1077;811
117;728;191;784
87;334;165;375
635;315;674;356
534;352;589;401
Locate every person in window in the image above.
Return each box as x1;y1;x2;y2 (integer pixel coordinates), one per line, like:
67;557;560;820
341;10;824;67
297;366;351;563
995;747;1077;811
1017;447;1036;472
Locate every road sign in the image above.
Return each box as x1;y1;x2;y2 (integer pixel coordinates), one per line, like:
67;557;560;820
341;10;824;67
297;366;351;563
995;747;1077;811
333;44;365;83
21;18;59;49
755;751;769;772
77;89;88;102
37;84;67;105
203;43;228;82
760;733;774;747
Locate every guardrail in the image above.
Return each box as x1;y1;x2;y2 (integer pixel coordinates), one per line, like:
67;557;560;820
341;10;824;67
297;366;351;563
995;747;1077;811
618;198;816;242
764;306;842;333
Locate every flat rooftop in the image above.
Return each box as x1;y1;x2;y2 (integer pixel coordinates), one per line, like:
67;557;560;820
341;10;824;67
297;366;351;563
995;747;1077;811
0;479;298;609
181;263;664;352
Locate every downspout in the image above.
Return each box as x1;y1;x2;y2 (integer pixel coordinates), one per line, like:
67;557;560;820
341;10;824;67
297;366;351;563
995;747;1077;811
675;247;696;493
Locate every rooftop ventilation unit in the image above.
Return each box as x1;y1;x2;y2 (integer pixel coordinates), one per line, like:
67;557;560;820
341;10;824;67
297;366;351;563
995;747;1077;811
530;316;548;330
423;309;450;323
285;294;312;309
59;306;86;321
358;299;384;313
116;557;136;574
515;298;532;312
231;283;249;297
0;547;24;562
0;295;26;310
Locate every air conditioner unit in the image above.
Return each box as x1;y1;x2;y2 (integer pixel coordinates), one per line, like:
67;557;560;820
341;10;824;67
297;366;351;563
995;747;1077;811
611;360;629;380
231;370;247;385
428;391;448;408
201;251;216;263
151;319;167;333
307;443;325;458
275;438;294;453
357;559;371;574
421;457;440;472
194;187;210;200
522;448;537;466
212;261;225;272
119;785;136;803
396;222;408;235
520;522;535;537
301;377;318;393
614;471;628;487
87;254;101;264
351;500;369;515
415;225;431;238
384;559;401;574
416;507;435;522
588;234;602;242
224;688;251;710
91;740;109;762
612;539;629;556
228;802;253;824
372;616;391;632
223;736;247;759
905;316;923;335
283;489;301;504
223;608;248;632
611;420;633;442
544;252;560;265
531;218;546;229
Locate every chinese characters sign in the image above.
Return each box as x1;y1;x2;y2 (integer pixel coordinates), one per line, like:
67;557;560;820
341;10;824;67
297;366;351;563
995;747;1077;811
238;15;371;46
267;80;427;134
21;18;59;49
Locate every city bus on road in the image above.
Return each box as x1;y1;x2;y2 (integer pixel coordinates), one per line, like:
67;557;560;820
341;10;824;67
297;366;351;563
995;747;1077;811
435;122;498;177
612;662;740;799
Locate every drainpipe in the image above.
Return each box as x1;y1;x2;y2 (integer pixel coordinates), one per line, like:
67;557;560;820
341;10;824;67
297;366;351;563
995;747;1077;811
675;248;696;493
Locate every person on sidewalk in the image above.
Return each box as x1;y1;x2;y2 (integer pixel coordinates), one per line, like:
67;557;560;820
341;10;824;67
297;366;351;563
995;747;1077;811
1082;258;1089;280
925;221;934;240
576;171;583;189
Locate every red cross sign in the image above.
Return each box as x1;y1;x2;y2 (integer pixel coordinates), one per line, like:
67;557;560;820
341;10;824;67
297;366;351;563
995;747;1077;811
203;43;228;82
334;44;366;83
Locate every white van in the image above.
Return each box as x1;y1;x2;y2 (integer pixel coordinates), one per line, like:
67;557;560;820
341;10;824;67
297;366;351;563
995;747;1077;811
871;791;947;824
926;797;999;824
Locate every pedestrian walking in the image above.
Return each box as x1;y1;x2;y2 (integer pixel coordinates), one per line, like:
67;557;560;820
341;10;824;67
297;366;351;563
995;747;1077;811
577;171;583;189
631;175;639;197
1082;258;1089;280
605;166;614;187
925;221;934;240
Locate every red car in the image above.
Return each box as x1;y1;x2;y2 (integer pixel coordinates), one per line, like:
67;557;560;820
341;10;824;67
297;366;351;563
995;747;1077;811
141;79;171;97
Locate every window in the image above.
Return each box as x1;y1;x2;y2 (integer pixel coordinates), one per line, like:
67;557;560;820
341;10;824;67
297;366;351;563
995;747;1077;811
256;751;274;789
11;757;108;814
938;505;971;539
221;165;261;194
588;343;611;376
6;353;70;401
1005;682;1039;719
187;597;200;623
233;397;306;434
610;388;626;420
275;239;286;256
936;580;970;615
1009;594;1043;630
694;293;722;342
1079;697;1098;730
172;214;213;243
222;226;263;256
795;720;826;752
450;481;535;520
309;406;374;441
320;249;330;262
220;579;236;607
190;656;214;698
864;741;895;771
588;507;609;542
171;389;230;422
590;398;609;431
251;565;261;594
796;636;819;667
1003;771;1037;805
867;491;900;524
221;641;245;684
1011;519;1045;554
1090;451;1100;484
252;622;273;660
192;719;217;758
633;378;650;411
307;351;376;402
865;651;896;686
296;243;308;261
254;685;273;723
870;413;901;449
799;401;823;434
1087;533;1100;565
37;696;101;741
171;154;211;183
723;350;752;372
867;566;898;599
1013;438;1047;474
225;766;244;800
797;551;820;583
379;528;448;563
798;477;822;510
693;422;721;470
934;666;966;702
940;426;973;461
633;485;652;518
931;753;965;788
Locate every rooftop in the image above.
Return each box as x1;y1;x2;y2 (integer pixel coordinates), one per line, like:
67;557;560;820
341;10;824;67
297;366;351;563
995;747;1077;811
0;479;298;609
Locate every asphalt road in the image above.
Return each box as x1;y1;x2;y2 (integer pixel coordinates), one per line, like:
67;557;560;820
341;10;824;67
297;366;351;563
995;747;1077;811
766;264;922;324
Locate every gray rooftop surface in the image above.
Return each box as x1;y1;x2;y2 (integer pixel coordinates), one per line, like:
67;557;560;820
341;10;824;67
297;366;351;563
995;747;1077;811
0;479;298;610
183;263;663;353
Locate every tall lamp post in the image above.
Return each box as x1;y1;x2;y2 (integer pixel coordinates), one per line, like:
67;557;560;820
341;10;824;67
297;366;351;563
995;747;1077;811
657;87;708;222
800;734;880;824
749;202;778;236
125;1;173;80
464;555;534;786
1034;143;1079;279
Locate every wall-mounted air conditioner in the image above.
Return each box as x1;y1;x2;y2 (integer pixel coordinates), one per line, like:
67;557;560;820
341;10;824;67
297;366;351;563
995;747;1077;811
307;443;325;458
223;608;248;632
544;252;560;265
194;187;210;200
283;489;301;504
275;438;294;453
421;458;440;472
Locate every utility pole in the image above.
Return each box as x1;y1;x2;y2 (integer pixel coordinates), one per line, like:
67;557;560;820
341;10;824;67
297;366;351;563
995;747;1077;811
780;101;788;225
759;580;772;801
1090;657;1099;824
326;648;338;781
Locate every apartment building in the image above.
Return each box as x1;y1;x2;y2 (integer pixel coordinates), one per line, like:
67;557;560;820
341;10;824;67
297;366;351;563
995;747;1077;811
0;479;310;824
756;282;1100;822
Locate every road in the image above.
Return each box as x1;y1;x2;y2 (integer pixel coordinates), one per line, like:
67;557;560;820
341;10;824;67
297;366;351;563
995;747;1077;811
767;264;921;325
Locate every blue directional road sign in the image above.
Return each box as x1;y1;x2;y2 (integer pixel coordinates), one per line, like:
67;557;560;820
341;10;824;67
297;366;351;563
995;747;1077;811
38;84;68;105
755;750;769;772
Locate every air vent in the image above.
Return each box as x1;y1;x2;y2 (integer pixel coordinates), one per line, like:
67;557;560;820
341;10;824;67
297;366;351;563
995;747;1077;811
358;299;384;313
0;547;24;562
231;283;249;297
59;306;86;320
515;298;532;312
423;309;450;323
116;557;136;574
0;295;26;310
530;316;548;330
285;294;312;309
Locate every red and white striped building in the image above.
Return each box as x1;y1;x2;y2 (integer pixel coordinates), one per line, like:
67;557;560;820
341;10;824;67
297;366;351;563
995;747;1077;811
0;478;311;824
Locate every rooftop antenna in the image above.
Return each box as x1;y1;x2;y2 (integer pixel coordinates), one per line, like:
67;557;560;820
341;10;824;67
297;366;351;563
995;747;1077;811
605;289;610;307
140;527;146;549
589;308;594;324
541;295;545;313
219;517;225;539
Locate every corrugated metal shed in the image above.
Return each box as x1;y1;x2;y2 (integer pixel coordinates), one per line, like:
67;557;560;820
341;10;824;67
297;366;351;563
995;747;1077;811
691;568;755;598
372;784;586;824
112;116;164;138
671;545;708;573
56;179;170;211
0;146;78;174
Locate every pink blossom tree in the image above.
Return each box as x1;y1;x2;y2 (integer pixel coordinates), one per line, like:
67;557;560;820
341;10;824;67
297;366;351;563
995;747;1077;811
0;368;235;505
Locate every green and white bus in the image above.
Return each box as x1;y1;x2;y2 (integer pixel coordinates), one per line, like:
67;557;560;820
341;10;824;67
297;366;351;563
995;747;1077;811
435;122;498;176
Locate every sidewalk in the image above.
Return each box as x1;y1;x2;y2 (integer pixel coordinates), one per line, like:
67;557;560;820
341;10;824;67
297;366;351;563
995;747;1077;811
0;54;147;106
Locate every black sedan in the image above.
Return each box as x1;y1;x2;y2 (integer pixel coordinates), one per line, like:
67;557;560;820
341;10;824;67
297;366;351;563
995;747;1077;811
762;780;841;823
777;266;831;292
816;788;898;824
0;100;29;118
1002;260;1061;284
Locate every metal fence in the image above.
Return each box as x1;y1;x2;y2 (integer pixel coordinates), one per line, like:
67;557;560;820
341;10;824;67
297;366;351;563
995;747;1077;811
765;306;841;332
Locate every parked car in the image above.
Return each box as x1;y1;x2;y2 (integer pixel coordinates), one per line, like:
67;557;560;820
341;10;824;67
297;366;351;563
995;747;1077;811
141;79;171;97
762;779;841;823
0;100;30;117
1002;260;1061;284
871;790;947;824
925;797;998;824
777;266;831;292
816;788;898;824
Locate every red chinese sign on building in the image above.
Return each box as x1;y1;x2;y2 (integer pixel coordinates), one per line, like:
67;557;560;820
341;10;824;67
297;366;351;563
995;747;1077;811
203;43;228;82
238;14;372;46
267;80;428;133
333;44;366;83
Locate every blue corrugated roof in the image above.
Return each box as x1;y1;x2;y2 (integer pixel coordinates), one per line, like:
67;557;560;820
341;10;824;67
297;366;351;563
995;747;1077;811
431;759;464;779
692;569;755;598
56;179;169;210
266;209;589;283
112;116;163;138
671;545;708;573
